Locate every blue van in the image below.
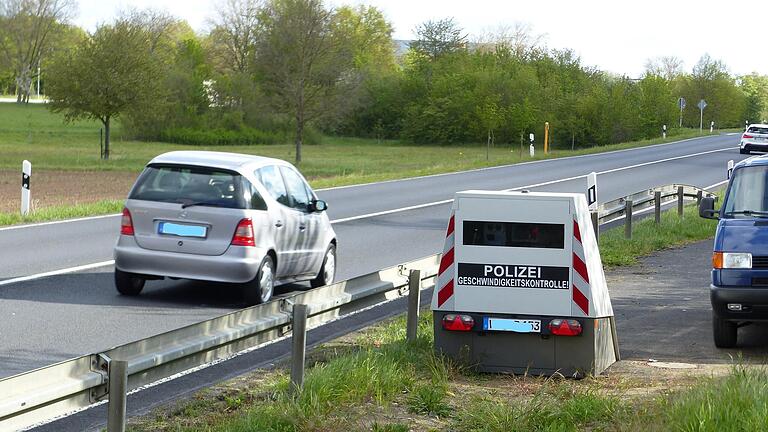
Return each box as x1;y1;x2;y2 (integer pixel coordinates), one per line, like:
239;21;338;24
700;156;768;347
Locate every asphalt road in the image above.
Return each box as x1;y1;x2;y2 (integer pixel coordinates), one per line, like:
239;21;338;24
0;133;749;380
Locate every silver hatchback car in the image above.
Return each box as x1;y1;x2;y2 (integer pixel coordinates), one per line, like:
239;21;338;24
114;151;337;304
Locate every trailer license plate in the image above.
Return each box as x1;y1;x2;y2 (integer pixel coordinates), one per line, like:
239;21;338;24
158;222;207;238
483;318;541;333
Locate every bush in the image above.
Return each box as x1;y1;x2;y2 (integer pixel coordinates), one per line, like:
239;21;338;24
158;127;287;146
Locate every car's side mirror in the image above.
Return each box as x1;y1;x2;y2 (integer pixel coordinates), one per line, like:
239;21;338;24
699;196;719;219
310;200;328;212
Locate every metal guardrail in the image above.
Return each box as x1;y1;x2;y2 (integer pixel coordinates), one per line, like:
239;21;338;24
0;255;440;432
0;182;723;431
596;184;717;226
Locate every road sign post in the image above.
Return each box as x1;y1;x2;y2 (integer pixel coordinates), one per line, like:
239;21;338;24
678;97;686;128
698;99;707;133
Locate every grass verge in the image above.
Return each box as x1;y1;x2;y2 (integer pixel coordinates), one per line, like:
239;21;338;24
0;199;123;226
599;196;720;266
124;200;744;432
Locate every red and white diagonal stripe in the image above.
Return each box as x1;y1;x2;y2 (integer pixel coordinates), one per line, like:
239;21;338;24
571;218;591;316
434;213;456;309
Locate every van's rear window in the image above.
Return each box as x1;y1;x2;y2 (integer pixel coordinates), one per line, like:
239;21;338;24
463;221;565;249
129;164;248;209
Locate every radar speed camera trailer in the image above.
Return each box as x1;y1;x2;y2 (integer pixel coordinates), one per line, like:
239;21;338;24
431;190;619;377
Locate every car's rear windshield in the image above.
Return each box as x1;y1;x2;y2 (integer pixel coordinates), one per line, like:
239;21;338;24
722;165;768;216
129;164;248;209
748;126;768;134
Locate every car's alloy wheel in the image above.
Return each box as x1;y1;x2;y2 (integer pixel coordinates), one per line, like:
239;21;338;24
114;269;145;296
245;256;274;305
311;244;336;288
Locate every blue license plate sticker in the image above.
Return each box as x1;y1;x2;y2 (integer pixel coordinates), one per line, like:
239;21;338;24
158;222;207;238
483;317;541;333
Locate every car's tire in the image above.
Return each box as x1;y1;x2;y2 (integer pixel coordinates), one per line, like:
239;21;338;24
713;314;738;348
115;269;145;296
740;148;749;154
244;255;275;305
311;244;336;288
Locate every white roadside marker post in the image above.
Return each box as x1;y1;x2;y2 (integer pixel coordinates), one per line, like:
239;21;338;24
728;160;734;180
21;160;31;216
587;172;598;241
529;133;535;158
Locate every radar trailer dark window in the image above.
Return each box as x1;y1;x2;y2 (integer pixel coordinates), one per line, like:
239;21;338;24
463;221;565;249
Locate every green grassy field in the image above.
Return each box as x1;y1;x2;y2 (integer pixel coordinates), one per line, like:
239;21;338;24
0;103;727;190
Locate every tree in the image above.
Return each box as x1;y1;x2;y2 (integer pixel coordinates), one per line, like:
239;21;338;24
0;0;76;103
257;0;353;163
644;56;684;80
410;18;466;60
207;0;264;73
46;19;163;159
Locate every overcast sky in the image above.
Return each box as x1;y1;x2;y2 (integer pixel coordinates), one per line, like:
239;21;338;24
74;0;765;78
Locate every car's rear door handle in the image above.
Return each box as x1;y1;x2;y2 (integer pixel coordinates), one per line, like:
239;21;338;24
275;220;284;228
299;224;306;231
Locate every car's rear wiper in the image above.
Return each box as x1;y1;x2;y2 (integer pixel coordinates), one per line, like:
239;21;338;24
180;201;227;209
723;210;768;217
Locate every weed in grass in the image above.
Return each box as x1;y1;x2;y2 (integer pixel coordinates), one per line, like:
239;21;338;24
406;383;452;417
654;365;768;432
371;422;410;432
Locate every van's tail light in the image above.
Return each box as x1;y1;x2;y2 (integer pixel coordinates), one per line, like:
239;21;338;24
743;134;754;139
548;319;582;336
231;218;255;246
712;252;752;269
120;208;134;236
442;314;474;332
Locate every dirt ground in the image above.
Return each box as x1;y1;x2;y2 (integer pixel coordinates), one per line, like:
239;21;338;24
0;170;138;213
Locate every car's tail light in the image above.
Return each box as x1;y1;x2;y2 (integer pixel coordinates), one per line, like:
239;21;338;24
442;314;474;331
743;134;754;139
547;319;582;336
120;208;134;236
231;218;255;246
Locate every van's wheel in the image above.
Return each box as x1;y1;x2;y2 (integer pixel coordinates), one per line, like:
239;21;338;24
713;314;738;348
244;255;274;305
311;244;336;288
115;269;145;296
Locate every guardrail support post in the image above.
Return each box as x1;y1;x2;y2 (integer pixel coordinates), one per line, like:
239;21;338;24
107;359;128;432
291;304;308;394
590;211;599;243
677;186;684;217
406;269;421;342
654;191;661;224
625;200;633;239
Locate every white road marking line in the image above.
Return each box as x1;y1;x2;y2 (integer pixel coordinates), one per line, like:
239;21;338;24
2;146;737;286
316;134;727;192
331;146;735;224
0;260;114;287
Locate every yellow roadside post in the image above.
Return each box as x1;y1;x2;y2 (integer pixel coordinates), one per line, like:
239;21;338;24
544;122;550;154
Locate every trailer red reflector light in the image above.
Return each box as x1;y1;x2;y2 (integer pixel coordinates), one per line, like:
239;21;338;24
120;208;134;236
231;218;255;246
547;319;582;336
442;314;474;331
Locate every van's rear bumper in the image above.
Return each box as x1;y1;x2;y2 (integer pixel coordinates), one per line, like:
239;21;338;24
711;284;768;320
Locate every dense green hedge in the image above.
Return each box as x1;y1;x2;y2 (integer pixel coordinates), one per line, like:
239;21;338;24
158;127;288;146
